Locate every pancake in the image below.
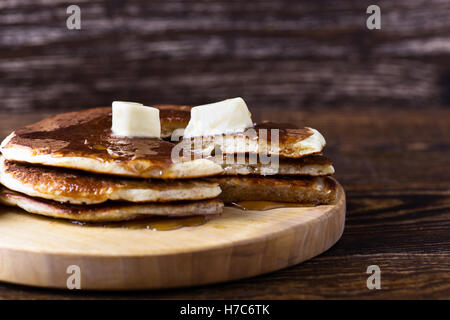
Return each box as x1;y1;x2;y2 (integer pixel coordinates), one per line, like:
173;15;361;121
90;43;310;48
0;186;223;222
1;107;222;179
210;175;338;204
215;154;335;176
178;121;326;159
0;157;221;205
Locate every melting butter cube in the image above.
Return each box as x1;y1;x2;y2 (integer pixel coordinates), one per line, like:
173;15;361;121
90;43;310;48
183;97;253;138
111;101;161;138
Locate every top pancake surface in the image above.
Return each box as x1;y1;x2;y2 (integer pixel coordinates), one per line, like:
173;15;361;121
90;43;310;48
1;105;326;177
182;121;324;158
1;106;222;179
11;107;172;164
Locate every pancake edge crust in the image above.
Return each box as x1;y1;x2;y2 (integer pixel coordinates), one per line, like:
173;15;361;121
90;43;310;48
0;157;222;205
0;186;223;222
210;175;338;205
1;132;223;179
216;154;335;176
185;127;326;158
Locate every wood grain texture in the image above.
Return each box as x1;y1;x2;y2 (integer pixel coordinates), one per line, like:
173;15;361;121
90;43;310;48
0;184;345;290
0;107;448;298
1;0;450;112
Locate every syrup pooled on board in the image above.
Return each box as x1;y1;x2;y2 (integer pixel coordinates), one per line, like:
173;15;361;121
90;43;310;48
230;201;315;211
71;215;210;231
68;202;314;230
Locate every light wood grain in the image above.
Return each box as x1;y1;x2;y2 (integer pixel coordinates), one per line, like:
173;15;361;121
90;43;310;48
0;184;345;290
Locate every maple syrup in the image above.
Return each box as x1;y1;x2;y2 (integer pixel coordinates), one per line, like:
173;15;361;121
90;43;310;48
230;201;315;211
71;215;210;231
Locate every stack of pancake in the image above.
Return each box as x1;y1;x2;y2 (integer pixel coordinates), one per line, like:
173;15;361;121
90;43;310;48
182;119;337;205
0;106;337;223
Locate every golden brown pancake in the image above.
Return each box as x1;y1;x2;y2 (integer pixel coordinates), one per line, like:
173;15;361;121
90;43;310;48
0;186;223;222
210;175;338;204
179;121;326;159
0;157;221;205
215;154;334;176
1;107;222;179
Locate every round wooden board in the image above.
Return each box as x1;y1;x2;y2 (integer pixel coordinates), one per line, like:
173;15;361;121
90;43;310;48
0;184;345;290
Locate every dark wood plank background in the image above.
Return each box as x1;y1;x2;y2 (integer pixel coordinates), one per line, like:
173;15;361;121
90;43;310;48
1;0;450;112
0;107;449;299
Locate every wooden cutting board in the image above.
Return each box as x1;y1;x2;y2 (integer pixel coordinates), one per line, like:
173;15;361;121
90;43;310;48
0;183;345;290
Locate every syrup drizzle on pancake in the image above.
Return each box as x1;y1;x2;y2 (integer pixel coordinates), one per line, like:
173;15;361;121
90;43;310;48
11;108;175;168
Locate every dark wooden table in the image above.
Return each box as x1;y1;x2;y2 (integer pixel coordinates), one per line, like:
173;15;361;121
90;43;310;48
0;107;448;299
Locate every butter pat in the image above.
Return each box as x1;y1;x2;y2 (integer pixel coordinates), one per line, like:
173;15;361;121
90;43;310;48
183;97;253;138
111;101;161;138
